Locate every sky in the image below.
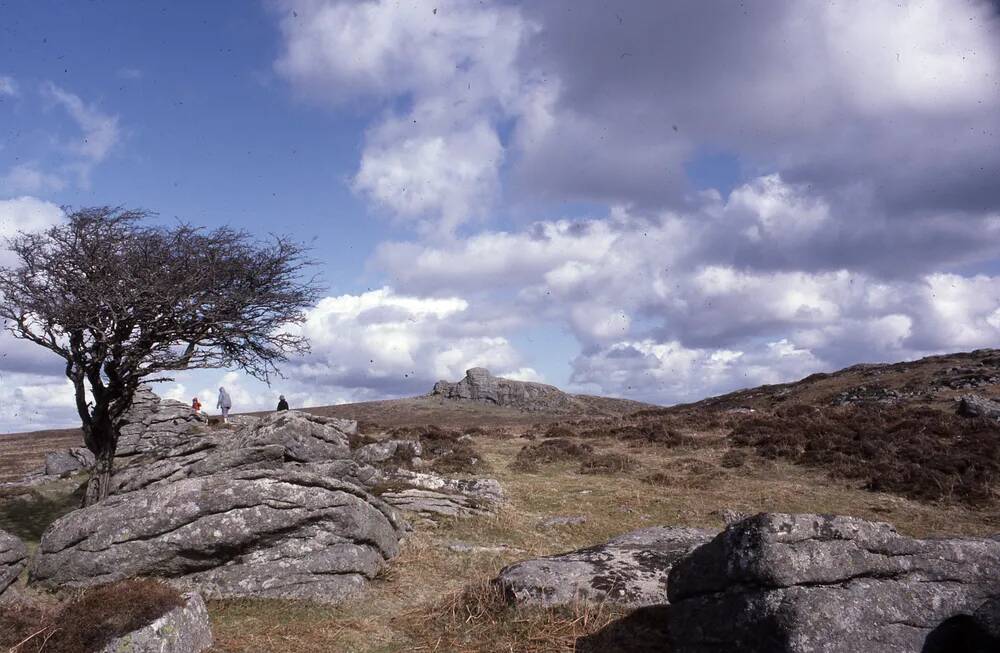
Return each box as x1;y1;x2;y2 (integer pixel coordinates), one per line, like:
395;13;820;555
1;0;1000;433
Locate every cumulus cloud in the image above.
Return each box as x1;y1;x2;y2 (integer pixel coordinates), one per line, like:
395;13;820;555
275;0;533;233
0;196;64;266
283;286;537;397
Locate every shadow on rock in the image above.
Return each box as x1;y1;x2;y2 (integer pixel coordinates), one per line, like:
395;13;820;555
575;605;672;653
922;615;1000;653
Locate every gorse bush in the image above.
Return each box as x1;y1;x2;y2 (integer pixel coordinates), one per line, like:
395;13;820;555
730;404;1000;505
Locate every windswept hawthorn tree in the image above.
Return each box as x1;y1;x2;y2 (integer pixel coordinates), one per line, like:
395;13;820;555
0;207;320;504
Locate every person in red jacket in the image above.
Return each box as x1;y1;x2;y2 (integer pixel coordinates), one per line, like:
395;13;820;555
191;397;202;414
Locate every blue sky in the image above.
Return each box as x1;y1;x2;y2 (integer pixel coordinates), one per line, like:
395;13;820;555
2;0;1000;432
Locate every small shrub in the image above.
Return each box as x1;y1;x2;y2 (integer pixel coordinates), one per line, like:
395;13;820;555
510;438;594;472
542;424;577;439
720;449;748;468
0;579;184;653
579;453;640;475
430;441;489;474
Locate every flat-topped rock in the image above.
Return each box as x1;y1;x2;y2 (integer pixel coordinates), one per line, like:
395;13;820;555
31;469;406;603
668;513;1000;652
116;388;207;459
99;592;213;653
0;528;27;596
432;368;583;412
497;526;714;608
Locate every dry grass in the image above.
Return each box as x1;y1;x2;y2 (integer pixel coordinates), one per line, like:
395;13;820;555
204;432;1000;652
0;429;80;483
0;579;184;653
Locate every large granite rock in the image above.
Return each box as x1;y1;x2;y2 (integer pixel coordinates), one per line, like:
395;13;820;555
431;367;583;412
110;411;360;495
99;592;213;653
958;394;1000;420
31;469;406;603
668;513;1000;653
116;388;207;459
497;527;714;608
44;447;95;476
377;468;505;520
0;528;28;596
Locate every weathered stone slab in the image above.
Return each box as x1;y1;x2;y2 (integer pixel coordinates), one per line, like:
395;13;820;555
497;527;714;607
31;469;406;603
668;513;1000;653
99;592;213;653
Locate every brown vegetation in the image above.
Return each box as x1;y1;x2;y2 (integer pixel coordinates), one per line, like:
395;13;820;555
579;453;640;475
730;403;1000;504
510;438;594;472
0;579;184;653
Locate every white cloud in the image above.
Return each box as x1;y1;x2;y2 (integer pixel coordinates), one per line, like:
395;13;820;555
284;286;536;397
0;372;80;433
0;197;64;266
0;76;18;98
275;0;533;233
42;82;120;163
0;164;67;195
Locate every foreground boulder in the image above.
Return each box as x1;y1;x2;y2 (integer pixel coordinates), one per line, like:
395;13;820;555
497;527;713;607
99;592;213;653
31;469;406;603
0;528;27;596
668;513;1000;653
958;394;1000;420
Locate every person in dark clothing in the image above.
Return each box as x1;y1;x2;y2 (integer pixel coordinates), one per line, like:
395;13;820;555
276;395;289;412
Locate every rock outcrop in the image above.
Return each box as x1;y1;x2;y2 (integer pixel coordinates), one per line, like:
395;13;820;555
99;592;213;653
0;528;27;596
377;469;505;519
109;411;361;495
668;513;1000;653
44;447;95;476
31;469;406;603
432;368;583;412
116;387;207;460
958;394;1000;420
497;527;713;608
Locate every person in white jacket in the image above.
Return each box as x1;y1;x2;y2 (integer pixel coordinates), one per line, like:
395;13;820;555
217;387;233;423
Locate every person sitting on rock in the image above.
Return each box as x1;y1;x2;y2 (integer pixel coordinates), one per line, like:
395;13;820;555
276;395;289;412
217;387;232;423
191;397;202;414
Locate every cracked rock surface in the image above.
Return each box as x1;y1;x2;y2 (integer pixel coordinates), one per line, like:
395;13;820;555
497;527;713;608
98;592;213;653
30;469;406;603
110;411;361;495
668;513;1000;653
0;528;27;596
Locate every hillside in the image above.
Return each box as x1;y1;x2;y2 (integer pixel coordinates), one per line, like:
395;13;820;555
665;348;1000;415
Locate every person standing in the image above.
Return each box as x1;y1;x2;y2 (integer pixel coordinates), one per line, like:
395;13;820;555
217;386;232;423
191;397;202;414
276;395;289;412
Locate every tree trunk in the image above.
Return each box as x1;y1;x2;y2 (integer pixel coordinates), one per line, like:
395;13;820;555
83;419;118;506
